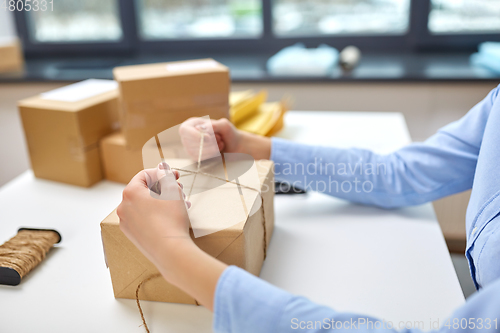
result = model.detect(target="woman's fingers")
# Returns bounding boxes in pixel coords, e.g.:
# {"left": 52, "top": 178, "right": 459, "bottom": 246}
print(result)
{"left": 195, "top": 123, "right": 208, "bottom": 132}
{"left": 180, "top": 118, "right": 223, "bottom": 161}
{"left": 143, "top": 163, "right": 190, "bottom": 209}
{"left": 129, "top": 169, "right": 153, "bottom": 191}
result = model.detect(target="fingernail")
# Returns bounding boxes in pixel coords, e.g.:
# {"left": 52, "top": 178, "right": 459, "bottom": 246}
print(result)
{"left": 158, "top": 162, "right": 169, "bottom": 170}
{"left": 196, "top": 124, "right": 207, "bottom": 131}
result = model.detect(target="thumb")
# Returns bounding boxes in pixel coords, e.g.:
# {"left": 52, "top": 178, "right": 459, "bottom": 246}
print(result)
{"left": 151, "top": 164, "right": 182, "bottom": 201}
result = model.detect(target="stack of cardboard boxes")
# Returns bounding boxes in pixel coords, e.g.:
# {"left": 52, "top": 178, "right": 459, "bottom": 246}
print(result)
{"left": 18, "top": 79, "right": 120, "bottom": 187}
{"left": 100, "top": 59, "right": 230, "bottom": 184}
{"left": 18, "top": 58, "right": 291, "bottom": 187}
{"left": 19, "top": 59, "right": 230, "bottom": 186}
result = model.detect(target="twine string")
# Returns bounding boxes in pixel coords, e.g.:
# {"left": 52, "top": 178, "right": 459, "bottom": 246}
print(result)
{"left": 171, "top": 131, "right": 267, "bottom": 259}
{"left": 136, "top": 130, "right": 269, "bottom": 332}
{"left": 186, "top": 131, "right": 204, "bottom": 201}
{"left": 0, "top": 230, "right": 59, "bottom": 280}
{"left": 135, "top": 273, "right": 162, "bottom": 333}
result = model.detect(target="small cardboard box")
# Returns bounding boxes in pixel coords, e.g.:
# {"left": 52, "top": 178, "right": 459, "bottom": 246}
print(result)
{"left": 100, "top": 159, "right": 274, "bottom": 304}
{"left": 100, "top": 131, "right": 186, "bottom": 184}
{"left": 113, "top": 59, "right": 230, "bottom": 149}
{"left": 19, "top": 80, "right": 120, "bottom": 187}
{"left": 100, "top": 132, "right": 142, "bottom": 184}
{"left": 0, "top": 37, "right": 23, "bottom": 73}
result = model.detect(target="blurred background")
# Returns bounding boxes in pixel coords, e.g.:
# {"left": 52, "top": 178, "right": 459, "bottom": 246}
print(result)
{"left": 2, "top": 0, "right": 500, "bottom": 54}
{"left": 1, "top": 0, "right": 500, "bottom": 299}
{"left": 9, "top": 0, "right": 500, "bottom": 43}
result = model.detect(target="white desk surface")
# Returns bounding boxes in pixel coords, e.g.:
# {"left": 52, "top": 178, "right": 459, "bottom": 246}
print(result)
{"left": 0, "top": 111, "right": 464, "bottom": 332}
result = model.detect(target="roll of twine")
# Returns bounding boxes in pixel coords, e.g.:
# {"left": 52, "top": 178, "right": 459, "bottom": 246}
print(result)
{"left": 0, "top": 229, "right": 60, "bottom": 285}
{"left": 136, "top": 131, "right": 269, "bottom": 332}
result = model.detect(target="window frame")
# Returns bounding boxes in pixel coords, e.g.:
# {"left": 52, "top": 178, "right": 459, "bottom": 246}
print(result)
{"left": 412, "top": 0, "right": 500, "bottom": 51}
{"left": 13, "top": 0, "right": 138, "bottom": 56}
{"left": 13, "top": 0, "right": 500, "bottom": 58}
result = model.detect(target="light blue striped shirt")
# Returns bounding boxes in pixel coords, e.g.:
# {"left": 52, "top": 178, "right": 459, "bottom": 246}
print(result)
{"left": 213, "top": 85, "right": 500, "bottom": 332}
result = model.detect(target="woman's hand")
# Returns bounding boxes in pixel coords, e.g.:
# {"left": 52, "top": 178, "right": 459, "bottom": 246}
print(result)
{"left": 117, "top": 162, "right": 227, "bottom": 311}
{"left": 179, "top": 117, "right": 243, "bottom": 161}
{"left": 117, "top": 163, "right": 193, "bottom": 274}
{"left": 179, "top": 117, "right": 272, "bottom": 161}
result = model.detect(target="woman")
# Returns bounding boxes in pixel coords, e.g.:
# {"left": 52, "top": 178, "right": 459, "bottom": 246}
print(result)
{"left": 117, "top": 85, "right": 500, "bottom": 332}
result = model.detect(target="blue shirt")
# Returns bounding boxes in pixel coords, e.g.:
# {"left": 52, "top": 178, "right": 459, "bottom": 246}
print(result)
{"left": 213, "top": 85, "right": 500, "bottom": 332}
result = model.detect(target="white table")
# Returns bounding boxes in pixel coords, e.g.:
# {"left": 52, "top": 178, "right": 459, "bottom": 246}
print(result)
{"left": 0, "top": 111, "right": 464, "bottom": 332}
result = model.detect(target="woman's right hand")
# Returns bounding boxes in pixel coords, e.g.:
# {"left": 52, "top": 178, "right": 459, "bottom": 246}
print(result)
{"left": 179, "top": 117, "right": 272, "bottom": 161}
{"left": 179, "top": 118, "right": 243, "bottom": 161}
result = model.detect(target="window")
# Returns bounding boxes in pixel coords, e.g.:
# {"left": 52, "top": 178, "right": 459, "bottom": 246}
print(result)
{"left": 27, "top": 0, "right": 122, "bottom": 42}
{"left": 429, "top": 0, "right": 500, "bottom": 34}
{"left": 273, "top": 0, "right": 411, "bottom": 37}
{"left": 136, "top": 0, "right": 262, "bottom": 40}
{"left": 13, "top": 0, "right": 500, "bottom": 56}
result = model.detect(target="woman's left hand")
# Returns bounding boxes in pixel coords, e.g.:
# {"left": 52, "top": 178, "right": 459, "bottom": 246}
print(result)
{"left": 117, "top": 163, "right": 193, "bottom": 274}
{"left": 117, "top": 162, "right": 228, "bottom": 311}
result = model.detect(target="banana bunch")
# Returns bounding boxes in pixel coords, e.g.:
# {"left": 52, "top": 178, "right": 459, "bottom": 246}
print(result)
{"left": 229, "top": 90, "right": 289, "bottom": 137}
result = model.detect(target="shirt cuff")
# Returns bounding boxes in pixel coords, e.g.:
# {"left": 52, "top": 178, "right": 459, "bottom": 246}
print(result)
{"left": 213, "top": 265, "right": 292, "bottom": 333}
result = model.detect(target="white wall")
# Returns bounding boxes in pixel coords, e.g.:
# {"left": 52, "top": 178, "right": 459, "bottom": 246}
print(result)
{"left": 0, "top": 10, "right": 16, "bottom": 38}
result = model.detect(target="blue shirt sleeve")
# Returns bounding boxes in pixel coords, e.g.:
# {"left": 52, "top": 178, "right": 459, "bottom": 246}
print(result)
{"left": 214, "top": 266, "right": 500, "bottom": 333}
{"left": 270, "top": 86, "right": 499, "bottom": 209}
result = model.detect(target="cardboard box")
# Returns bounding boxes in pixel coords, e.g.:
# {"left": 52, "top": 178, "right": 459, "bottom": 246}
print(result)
{"left": 113, "top": 59, "right": 230, "bottom": 149}
{"left": 0, "top": 37, "right": 23, "bottom": 73}
{"left": 100, "top": 159, "right": 274, "bottom": 304}
{"left": 19, "top": 80, "right": 120, "bottom": 187}
{"left": 100, "top": 132, "right": 142, "bottom": 184}
{"left": 100, "top": 131, "right": 187, "bottom": 184}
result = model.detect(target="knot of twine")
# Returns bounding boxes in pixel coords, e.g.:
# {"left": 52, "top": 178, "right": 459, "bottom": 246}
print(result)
{"left": 136, "top": 131, "right": 269, "bottom": 332}
{"left": 0, "top": 230, "right": 59, "bottom": 281}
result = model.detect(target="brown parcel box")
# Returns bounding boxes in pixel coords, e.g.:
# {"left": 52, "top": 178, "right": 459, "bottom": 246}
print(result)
{"left": 0, "top": 37, "right": 23, "bottom": 73}
{"left": 113, "top": 59, "right": 230, "bottom": 149}
{"left": 100, "top": 132, "right": 142, "bottom": 184}
{"left": 19, "top": 90, "right": 120, "bottom": 187}
{"left": 100, "top": 130, "right": 195, "bottom": 184}
{"left": 100, "top": 160, "right": 274, "bottom": 304}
